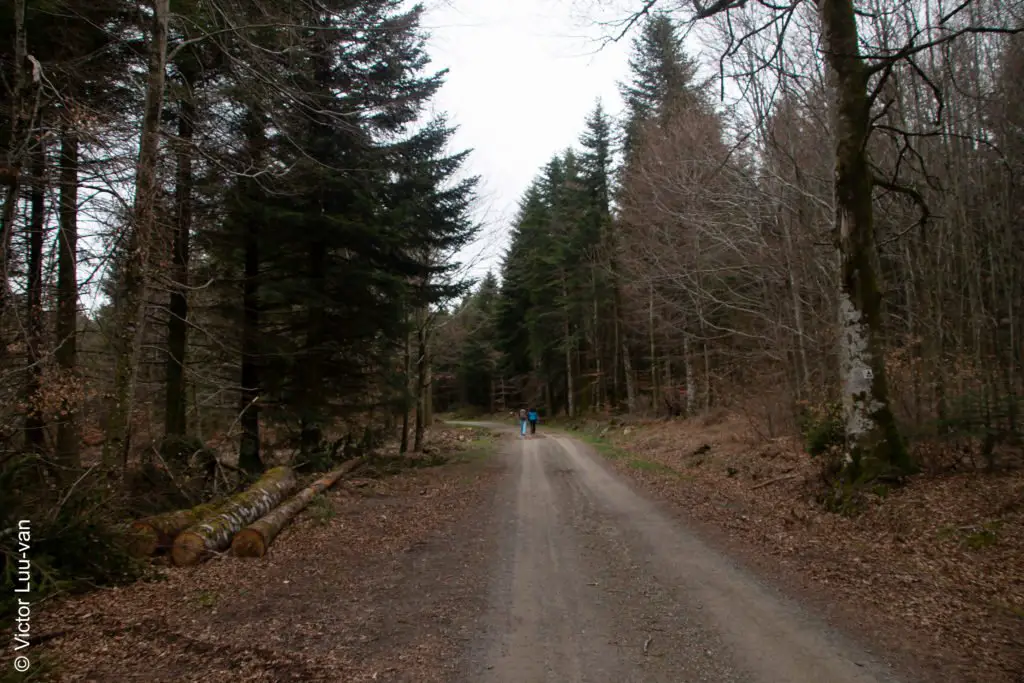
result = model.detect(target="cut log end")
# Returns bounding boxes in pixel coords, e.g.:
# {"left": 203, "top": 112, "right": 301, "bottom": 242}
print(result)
{"left": 232, "top": 528, "right": 268, "bottom": 558}
{"left": 128, "top": 522, "right": 159, "bottom": 557}
{"left": 171, "top": 531, "right": 207, "bottom": 567}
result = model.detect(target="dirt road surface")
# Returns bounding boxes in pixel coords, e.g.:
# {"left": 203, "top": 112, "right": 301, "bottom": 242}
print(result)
{"left": 457, "top": 426, "right": 905, "bottom": 683}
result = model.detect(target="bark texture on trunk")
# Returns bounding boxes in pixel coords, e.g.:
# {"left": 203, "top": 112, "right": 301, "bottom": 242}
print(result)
{"left": 232, "top": 458, "right": 363, "bottom": 558}
{"left": 0, "top": 0, "right": 31, "bottom": 327}
{"left": 56, "top": 129, "right": 80, "bottom": 472}
{"left": 238, "top": 112, "right": 265, "bottom": 475}
{"left": 129, "top": 500, "right": 225, "bottom": 557}
{"left": 623, "top": 342, "right": 636, "bottom": 413}
{"left": 818, "top": 0, "right": 910, "bottom": 481}
{"left": 172, "top": 466, "right": 296, "bottom": 566}
{"left": 400, "top": 314, "right": 411, "bottom": 454}
{"left": 104, "top": 0, "right": 170, "bottom": 467}
{"left": 413, "top": 307, "right": 428, "bottom": 451}
{"left": 165, "top": 90, "right": 195, "bottom": 438}
{"left": 648, "top": 285, "right": 658, "bottom": 415}
{"left": 25, "top": 142, "right": 46, "bottom": 450}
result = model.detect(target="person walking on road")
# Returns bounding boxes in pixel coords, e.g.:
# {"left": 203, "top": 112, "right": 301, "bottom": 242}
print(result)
{"left": 527, "top": 408, "right": 538, "bottom": 435}
{"left": 518, "top": 408, "right": 528, "bottom": 438}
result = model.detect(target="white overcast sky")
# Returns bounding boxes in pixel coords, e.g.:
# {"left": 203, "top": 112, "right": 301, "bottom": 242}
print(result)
{"left": 421, "top": 0, "right": 636, "bottom": 283}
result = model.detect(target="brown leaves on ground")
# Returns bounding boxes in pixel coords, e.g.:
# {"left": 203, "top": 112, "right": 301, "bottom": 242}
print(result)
{"left": 21, "top": 427, "right": 501, "bottom": 683}
{"left": 596, "top": 414, "right": 1024, "bottom": 683}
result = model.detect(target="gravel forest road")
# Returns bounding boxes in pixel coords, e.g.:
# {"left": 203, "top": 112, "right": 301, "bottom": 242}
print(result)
{"left": 454, "top": 425, "right": 905, "bottom": 683}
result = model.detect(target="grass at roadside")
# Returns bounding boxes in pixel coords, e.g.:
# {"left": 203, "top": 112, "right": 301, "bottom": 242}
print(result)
{"left": 448, "top": 427, "right": 500, "bottom": 464}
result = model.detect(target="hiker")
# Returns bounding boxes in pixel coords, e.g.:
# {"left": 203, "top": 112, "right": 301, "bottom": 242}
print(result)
{"left": 518, "top": 408, "right": 528, "bottom": 438}
{"left": 527, "top": 407, "right": 538, "bottom": 435}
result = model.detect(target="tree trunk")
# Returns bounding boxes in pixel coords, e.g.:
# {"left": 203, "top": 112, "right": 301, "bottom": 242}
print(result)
{"left": 165, "top": 91, "right": 195, "bottom": 438}
{"left": 623, "top": 342, "right": 636, "bottom": 413}
{"left": 232, "top": 457, "right": 363, "bottom": 558}
{"left": 0, "top": 0, "right": 31, "bottom": 328}
{"left": 780, "top": 213, "right": 809, "bottom": 397}
{"left": 129, "top": 500, "right": 226, "bottom": 557}
{"left": 56, "top": 129, "right": 79, "bottom": 473}
{"left": 818, "top": 0, "right": 910, "bottom": 481}
{"left": 413, "top": 307, "right": 428, "bottom": 451}
{"left": 684, "top": 333, "right": 696, "bottom": 415}
{"left": 238, "top": 112, "right": 264, "bottom": 475}
{"left": 593, "top": 298, "right": 603, "bottom": 410}
{"left": 612, "top": 296, "right": 621, "bottom": 408}
{"left": 172, "top": 466, "right": 296, "bottom": 566}
{"left": 25, "top": 141, "right": 46, "bottom": 451}
{"left": 400, "top": 314, "right": 411, "bottom": 454}
{"left": 424, "top": 332, "right": 433, "bottom": 425}
{"left": 104, "top": 0, "right": 170, "bottom": 468}
{"left": 648, "top": 284, "right": 659, "bottom": 415}
{"left": 563, "top": 279, "right": 575, "bottom": 418}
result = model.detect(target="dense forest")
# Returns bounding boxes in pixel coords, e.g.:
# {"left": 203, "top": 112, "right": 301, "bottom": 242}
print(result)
{"left": 437, "top": 4, "right": 1024, "bottom": 487}
{"left": 1, "top": 0, "right": 477, "bottom": 601}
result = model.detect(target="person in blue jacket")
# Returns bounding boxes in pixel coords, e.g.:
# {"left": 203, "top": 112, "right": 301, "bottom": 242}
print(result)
{"left": 527, "top": 408, "right": 538, "bottom": 435}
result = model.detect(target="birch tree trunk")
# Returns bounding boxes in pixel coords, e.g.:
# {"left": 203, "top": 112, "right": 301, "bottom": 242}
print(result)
{"left": 818, "top": 0, "right": 910, "bottom": 481}
{"left": 104, "top": 0, "right": 171, "bottom": 468}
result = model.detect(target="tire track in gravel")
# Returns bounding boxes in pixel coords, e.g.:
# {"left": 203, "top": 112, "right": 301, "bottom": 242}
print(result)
{"left": 458, "top": 426, "right": 907, "bottom": 683}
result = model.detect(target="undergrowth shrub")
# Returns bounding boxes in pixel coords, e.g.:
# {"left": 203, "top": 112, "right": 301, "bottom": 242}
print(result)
{"left": 797, "top": 400, "right": 844, "bottom": 458}
{"left": 1, "top": 454, "right": 148, "bottom": 627}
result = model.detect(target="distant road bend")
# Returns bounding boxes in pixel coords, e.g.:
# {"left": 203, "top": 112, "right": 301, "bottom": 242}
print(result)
{"left": 453, "top": 422, "right": 903, "bottom": 683}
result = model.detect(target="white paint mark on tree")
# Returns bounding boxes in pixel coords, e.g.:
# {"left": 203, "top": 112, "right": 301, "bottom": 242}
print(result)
{"left": 838, "top": 292, "right": 882, "bottom": 449}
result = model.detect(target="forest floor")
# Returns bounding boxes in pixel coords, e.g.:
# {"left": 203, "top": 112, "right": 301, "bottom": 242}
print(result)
{"left": 12, "top": 417, "right": 1023, "bottom": 682}
{"left": 558, "top": 412, "right": 1024, "bottom": 683}
{"left": 18, "top": 427, "right": 505, "bottom": 683}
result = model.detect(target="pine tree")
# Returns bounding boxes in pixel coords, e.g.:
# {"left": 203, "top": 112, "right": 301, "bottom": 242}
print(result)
{"left": 619, "top": 13, "right": 701, "bottom": 155}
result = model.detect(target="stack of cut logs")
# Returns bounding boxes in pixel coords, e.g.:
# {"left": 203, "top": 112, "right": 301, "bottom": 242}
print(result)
{"left": 128, "top": 459, "right": 363, "bottom": 566}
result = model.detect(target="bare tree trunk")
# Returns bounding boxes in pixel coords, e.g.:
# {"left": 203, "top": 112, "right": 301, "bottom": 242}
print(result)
{"left": 612, "top": 290, "right": 621, "bottom": 408}
{"left": 413, "top": 307, "right": 428, "bottom": 452}
{"left": 818, "top": 0, "right": 910, "bottom": 480}
{"left": 165, "top": 89, "right": 195, "bottom": 438}
{"left": 424, "top": 332, "right": 433, "bottom": 425}
{"left": 25, "top": 141, "right": 46, "bottom": 451}
{"left": 781, "top": 214, "right": 809, "bottom": 397}
{"left": 0, "top": 0, "right": 31, "bottom": 327}
{"left": 623, "top": 342, "right": 636, "bottom": 413}
{"left": 238, "top": 112, "right": 264, "bottom": 475}
{"left": 400, "top": 315, "right": 411, "bottom": 454}
{"left": 563, "top": 280, "right": 575, "bottom": 418}
{"left": 683, "top": 333, "right": 696, "bottom": 415}
{"left": 104, "top": 0, "right": 170, "bottom": 468}
{"left": 648, "top": 284, "right": 659, "bottom": 415}
{"left": 56, "top": 128, "right": 79, "bottom": 473}
{"left": 592, "top": 271, "right": 603, "bottom": 409}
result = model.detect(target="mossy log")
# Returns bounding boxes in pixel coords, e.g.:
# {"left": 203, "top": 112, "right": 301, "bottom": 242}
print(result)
{"left": 171, "top": 466, "right": 296, "bottom": 566}
{"left": 128, "top": 501, "right": 224, "bottom": 557}
{"left": 232, "top": 458, "right": 363, "bottom": 558}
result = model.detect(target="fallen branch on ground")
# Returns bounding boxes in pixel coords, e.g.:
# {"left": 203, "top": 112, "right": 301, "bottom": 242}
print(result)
{"left": 749, "top": 473, "right": 799, "bottom": 491}
{"left": 171, "top": 467, "right": 296, "bottom": 566}
{"left": 232, "top": 458, "right": 365, "bottom": 558}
